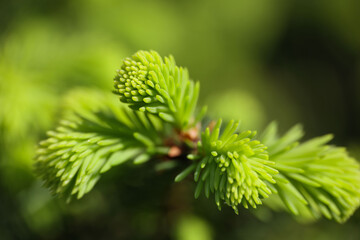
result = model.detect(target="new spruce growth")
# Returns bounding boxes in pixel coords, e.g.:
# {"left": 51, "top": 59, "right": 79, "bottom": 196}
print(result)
{"left": 113, "top": 50, "right": 200, "bottom": 129}
{"left": 192, "top": 119, "right": 277, "bottom": 212}
{"left": 35, "top": 90, "right": 168, "bottom": 201}
{"left": 35, "top": 50, "right": 360, "bottom": 223}
{"left": 261, "top": 122, "right": 360, "bottom": 222}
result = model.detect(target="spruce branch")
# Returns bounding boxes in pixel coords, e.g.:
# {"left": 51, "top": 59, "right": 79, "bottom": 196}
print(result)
{"left": 34, "top": 50, "right": 360, "bottom": 223}
{"left": 260, "top": 122, "right": 360, "bottom": 222}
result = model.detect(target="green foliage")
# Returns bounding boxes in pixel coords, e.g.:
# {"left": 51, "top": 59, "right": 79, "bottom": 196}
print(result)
{"left": 113, "top": 50, "right": 200, "bottom": 129}
{"left": 34, "top": 50, "right": 360, "bottom": 223}
{"left": 35, "top": 89, "right": 168, "bottom": 201}
{"left": 188, "top": 120, "right": 277, "bottom": 213}
{"left": 260, "top": 122, "right": 360, "bottom": 222}
{"left": 175, "top": 214, "right": 213, "bottom": 240}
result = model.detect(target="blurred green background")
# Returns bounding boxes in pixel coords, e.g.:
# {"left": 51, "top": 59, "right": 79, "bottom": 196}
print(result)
{"left": 1, "top": 0, "right": 360, "bottom": 239}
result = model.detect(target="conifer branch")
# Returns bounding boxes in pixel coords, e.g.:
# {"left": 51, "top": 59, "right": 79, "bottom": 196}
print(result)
{"left": 34, "top": 50, "right": 360, "bottom": 223}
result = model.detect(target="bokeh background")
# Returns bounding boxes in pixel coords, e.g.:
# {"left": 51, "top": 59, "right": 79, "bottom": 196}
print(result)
{"left": 1, "top": 0, "right": 360, "bottom": 239}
